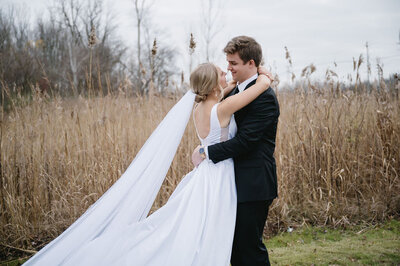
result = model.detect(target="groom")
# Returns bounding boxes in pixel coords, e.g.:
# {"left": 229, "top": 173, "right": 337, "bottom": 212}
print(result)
{"left": 192, "top": 36, "right": 280, "bottom": 266}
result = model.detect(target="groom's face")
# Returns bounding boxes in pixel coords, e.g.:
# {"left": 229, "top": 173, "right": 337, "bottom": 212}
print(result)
{"left": 226, "top": 52, "right": 254, "bottom": 83}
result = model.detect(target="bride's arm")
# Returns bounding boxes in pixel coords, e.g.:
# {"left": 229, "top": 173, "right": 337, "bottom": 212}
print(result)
{"left": 218, "top": 67, "right": 273, "bottom": 119}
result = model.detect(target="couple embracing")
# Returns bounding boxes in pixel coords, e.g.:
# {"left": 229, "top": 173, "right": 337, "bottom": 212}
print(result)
{"left": 24, "top": 36, "right": 280, "bottom": 266}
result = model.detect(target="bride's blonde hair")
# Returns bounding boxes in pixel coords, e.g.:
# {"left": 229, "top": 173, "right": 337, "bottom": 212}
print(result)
{"left": 190, "top": 63, "right": 219, "bottom": 103}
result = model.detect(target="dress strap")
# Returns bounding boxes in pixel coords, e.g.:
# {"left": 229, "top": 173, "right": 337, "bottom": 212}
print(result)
{"left": 209, "top": 103, "right": 221, "bottom": 131}
{"left": 192, "top": 103, "right": 203, "bottom": 143}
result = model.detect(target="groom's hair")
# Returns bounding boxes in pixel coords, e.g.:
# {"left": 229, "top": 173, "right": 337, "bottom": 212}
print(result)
{"left": 223, "top": 36, "right": 262, "bottom": 67}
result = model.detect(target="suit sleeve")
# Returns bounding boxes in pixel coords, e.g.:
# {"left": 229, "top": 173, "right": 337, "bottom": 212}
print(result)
{"left": 208, "top": 90, "right": 278, "bottom": 163}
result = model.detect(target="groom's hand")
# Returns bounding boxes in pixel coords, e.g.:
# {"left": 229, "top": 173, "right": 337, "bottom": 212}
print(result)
{"left": 192, "top": 145, "right": 205, "bottom": 167}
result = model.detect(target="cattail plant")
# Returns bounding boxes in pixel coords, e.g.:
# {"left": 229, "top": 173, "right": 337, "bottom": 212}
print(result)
{"left": 180, "top": 71, "right": 185, "bottom": 90}
{"left": 149, "top": 38, "right": 157, "bottom": 96}
{"left": 284, "top": 46, "right": 296, "bottom": 84}
{"left": 301, "top": 63, "right": 317, "bottom": 93}
{"left": 189, "top": 33, "right": 196, "bottom": 74}
{"left": 353, "top": 54, "right": 364, "bottom": 93}
{"left": 88, "top": 24, "right": 97, "bottom": 97}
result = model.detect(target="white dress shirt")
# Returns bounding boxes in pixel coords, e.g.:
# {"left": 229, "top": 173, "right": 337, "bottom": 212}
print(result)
{"left": 237, "top": 73, "right": 258, "bottom": 93}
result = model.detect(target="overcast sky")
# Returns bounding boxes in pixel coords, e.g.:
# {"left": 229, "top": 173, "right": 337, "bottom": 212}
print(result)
{"left": 2, "top": 0, "right": 400, "bottom": 83}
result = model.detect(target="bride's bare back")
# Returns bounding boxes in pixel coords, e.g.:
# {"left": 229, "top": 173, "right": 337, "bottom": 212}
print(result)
{"left": 193, "top": 101, "right": 215, "bottom": 139}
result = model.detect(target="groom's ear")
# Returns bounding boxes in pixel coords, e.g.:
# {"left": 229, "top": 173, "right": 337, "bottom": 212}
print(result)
{"left": 248, "top": 59, "right": 256, "bottom": 67}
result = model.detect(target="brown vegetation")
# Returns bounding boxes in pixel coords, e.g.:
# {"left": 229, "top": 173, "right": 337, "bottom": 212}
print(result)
{"left": 1, "top": 77, "right": 399, "bottom": 255}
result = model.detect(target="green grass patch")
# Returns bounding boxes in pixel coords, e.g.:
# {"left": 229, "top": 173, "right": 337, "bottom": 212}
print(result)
{"left": 267, "top": 220, "right": 400, "bottom": 265}
{"left": 0, "top": 257, "right": 27, "bottom": 266}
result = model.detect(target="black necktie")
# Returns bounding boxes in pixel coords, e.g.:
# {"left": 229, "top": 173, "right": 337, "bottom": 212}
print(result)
{"left": 233, "top": 86, "right": 239, "bottom": 95}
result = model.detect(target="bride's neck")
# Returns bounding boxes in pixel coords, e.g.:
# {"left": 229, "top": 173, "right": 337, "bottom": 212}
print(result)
{"left": 204, "top": 97, "right": 218, "bottom": 105}
{"left": 205, "top": 92, "right": 221, "bottom": 103}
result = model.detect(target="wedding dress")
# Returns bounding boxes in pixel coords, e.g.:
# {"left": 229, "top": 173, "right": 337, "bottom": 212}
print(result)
{"left": 24, "top": 91, "right": 237, "bottom": 266}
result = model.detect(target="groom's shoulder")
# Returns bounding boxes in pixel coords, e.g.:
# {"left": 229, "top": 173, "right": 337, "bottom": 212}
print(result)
{"left": 266, "top": 87, "right": 278, "bottom": 100}
{"left": 247, "top": 88, "right": 279, "bottom": 114}
{"left": 256, "top": 87, "right": 277, "bottom": 102}
{"left": 245, "top": 78, "right": 276, "bottom": 98}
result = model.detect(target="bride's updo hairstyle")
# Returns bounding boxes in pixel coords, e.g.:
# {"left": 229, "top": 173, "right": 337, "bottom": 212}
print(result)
{"left": 190, "top": 63, "right": 219, "bottom": 103}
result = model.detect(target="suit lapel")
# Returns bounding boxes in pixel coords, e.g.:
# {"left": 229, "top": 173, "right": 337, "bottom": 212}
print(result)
{"left": 234, "top": 79, "right": 257, "bottom": 125}
{"left": 223, "top": 85, "right": 238, "bottom": 100}
{"left": 242, "top": 79, "right": 257, "bottom": 91}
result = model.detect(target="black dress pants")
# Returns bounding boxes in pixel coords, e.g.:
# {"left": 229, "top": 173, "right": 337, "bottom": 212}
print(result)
{"left": 230, "top": 200, "right": 273, "bottom": 266}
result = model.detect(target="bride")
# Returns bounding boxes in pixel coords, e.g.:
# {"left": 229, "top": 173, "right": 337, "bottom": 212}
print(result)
{"left": 24, "top": 63, "right": 272, "bottom": 265}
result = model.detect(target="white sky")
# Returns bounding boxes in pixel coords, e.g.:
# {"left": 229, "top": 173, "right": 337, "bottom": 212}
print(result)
{"left": 2, "top": 0, "right": 400, "bottom": 83}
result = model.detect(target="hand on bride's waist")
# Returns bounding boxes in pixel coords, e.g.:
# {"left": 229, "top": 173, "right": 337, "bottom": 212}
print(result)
{"left": 192, "top": 145, "right": 206, "bottom": 167}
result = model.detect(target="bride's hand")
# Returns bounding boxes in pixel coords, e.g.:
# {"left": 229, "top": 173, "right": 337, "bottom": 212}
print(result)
{"left": 257, "top": 66, "right": 274, "bottom": 82}
{"left": 222, "top": 80, "right": 237, "bottom": 97}
{"left": 227, "top": 80, "right": 236, "bottom": 88}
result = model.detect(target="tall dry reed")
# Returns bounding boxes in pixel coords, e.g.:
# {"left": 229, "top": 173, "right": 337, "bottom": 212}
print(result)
{"left": 0, "top": 81, "right": 399, "bottom": 254}
{"left": 272, "top": 89, "right": 399, "bottom": 232}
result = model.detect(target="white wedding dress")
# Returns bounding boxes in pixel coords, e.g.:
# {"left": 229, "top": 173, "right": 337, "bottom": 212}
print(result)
{"left": 24, "top": 92, "right": 237, "bottom": 266}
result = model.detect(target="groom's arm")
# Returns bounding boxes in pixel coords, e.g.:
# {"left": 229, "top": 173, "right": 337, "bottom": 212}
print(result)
{"left": 207, "top": 91, "right": 278, "bottom": 164}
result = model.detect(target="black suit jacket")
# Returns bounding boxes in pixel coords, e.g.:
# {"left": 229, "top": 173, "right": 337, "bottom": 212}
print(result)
{"left": 208, "top": 79, "right": 280, "bottom": 202}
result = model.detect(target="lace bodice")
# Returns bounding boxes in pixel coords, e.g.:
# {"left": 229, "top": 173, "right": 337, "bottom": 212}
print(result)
{"left": 194, "top": 103, "right": 237, "bottom": 147}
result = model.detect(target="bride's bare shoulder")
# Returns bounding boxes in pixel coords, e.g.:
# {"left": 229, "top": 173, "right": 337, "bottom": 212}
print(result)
{"left": 216, "top": 101, "right": 233, "bottom": 128}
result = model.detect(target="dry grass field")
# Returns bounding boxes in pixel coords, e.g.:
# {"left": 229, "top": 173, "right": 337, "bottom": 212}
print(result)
{"left": 1, "top": 79, "right": 399, "bottom": 257}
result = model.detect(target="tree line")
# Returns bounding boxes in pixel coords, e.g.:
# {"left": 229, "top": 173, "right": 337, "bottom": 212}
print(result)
{"left": 0, "top": 0, "right": 179, "bottom": 98}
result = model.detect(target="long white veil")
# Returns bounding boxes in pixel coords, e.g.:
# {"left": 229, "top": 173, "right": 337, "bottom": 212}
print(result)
{"left": 24, "top": 91, "right": 196, "bottom": 265}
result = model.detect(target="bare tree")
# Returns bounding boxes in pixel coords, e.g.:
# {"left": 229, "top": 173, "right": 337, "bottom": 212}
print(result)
{"left": 140, "top": 18, "right": 178, "bottom": 94}
{"left": 0, "top": 0, "right": 126, "bottom": 97}
{"left": 133, "top": 0, "right": 154, "bottom": 91}
{"left": 55, "top": 0, "right": 85, "bottom": 90}
{"left": 200, "top": 0, "right": 224, "bottom": 62}
{"left": 50, "top": 0, "right": 125, "bottom": 94}
{"left": 129, "top": 0, "right": 178, "bottom": 95}
{"left": 0, "top": 6, "right": 38, "bottom": 92}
